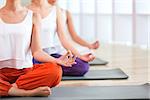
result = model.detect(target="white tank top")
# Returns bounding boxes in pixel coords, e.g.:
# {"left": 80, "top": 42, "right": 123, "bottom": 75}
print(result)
{"left": 60, "top": 9, "right": 77, "bottom": 41}
{"left": 0, "top": 10, "right": 33, "bottom": 69}
{"left": 40, "top": 6, "right": 56, "bottom": 49}
{"left": 41, "top": 8, "right": 67, "bottom": 55}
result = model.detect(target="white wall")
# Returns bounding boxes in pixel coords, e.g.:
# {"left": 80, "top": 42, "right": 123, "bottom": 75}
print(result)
{"left": 0, "top": 0, "right": 31, "bottom": 7}
{"left": 68, "top": 0, "right": 150, "bottom": 48}
{"left": 21, "top": 0, "right": 31, "bottom": 6}
{"left": 0, "top": 0, "right": 5, "bottom": 8}
{"left": 0, "top": 0, "right": 149, "bottom": 48}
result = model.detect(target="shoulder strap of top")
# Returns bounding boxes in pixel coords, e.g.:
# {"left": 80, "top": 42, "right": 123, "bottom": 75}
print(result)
{"left": 28, "top": 9, "right": 33, "bottom": 16}
{"left": 51, "top": 6, "right": 57, "bottom": 15}
{"left": 24, "top": 9, "right": 33, "bottom": 22}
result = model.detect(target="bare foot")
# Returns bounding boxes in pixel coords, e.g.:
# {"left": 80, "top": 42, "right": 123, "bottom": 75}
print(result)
{"left": 8, "top": 86, "right": 51, "bottom": 97}
{"left": 31, "top": 87, "right": 52, "bottom": 97}
{"left": 12, "top": 83, "right": 18, "bottom": 88}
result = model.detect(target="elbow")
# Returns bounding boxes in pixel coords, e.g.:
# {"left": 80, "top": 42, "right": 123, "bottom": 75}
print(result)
{"left": 32, "top": 49, "right": 42, "bottom": 58}
{"left": 32, "top": 51, "right": 38, "bottom": 58}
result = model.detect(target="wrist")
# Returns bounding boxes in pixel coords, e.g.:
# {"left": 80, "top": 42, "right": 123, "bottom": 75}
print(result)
{"left": 77, "top": 54, "right": 82, "bottom": 59}
{"left": 87, "top": 44, "right": 92, "bottom": 49}
{"left": 72, "top": 50, "right": 82, "bottom": 58}
{"left": 55, "top": 58, "right": 60, "bottom": 64}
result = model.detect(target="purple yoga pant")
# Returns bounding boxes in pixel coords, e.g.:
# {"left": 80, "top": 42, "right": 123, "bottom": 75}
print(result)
{"left": 33, "top": 53, "right": 89, "bottom": 76}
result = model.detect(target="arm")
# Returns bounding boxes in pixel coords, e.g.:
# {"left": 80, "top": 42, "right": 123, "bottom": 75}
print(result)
{"left": 56, "top": 7, "right": 81, "bottom": 57}
{"left": 66, "top": 10, "right": 91, "bottom": 48}
{"left": 56, "top": 7, "right": 95, "bottom": 62}
{"left": 31, "top": 13, "right": 57, "bottom": 63}
{"left": 66, "top": 10, "right": 99, "bottom": 49}
{"left": 31, "top": 13, "right": 75, "bottom": 66}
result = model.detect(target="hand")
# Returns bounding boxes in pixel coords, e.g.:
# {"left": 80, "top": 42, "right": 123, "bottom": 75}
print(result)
{"left": 89, "top": 41, "right": 99, "bottom": 49}
{"left": 79, "top": 53, "right": 95, "bottom": 62}
{"left": 56, "top": 50, "right": 76, "bottom": 67}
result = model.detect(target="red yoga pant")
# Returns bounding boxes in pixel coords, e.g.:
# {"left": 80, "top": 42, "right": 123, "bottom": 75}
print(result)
{"left": 0, "top": 62, "right": 62, "bottom": 96}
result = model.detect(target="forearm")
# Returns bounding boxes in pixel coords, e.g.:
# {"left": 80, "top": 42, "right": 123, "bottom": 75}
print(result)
{"left": 62, "top": 39, "right": 81, "bottom": 57}
{"left": 33, "top": 50, "right": 57, "bottom": 63}
{"left": 72, "top": 34, "right": 91, "bottom": 48}
{"left": 66, "top": 11, "right": 91, "bottom": 48}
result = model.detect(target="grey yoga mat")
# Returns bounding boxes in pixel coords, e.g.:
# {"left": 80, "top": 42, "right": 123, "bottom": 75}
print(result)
{"left": 62, "top": 68, "right": 128, "bottom": 81}
{"left": 1, "top": 84, "right": 149, "bottom": 100}
{"left": 89, "top": 58, "right": 108, "bottom": 65}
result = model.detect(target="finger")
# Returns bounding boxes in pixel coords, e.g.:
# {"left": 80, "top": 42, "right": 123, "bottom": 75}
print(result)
{"left": 63, "top": 50, "right": 71, "bottom": 58}
{"left": 67, "top": 54, "right": 75, "bottom": 63}
{"left": 62, "top": 59, "right": 72, "bottom": 67}
{"left": 71, "top": 56, "right": 76, "bottom": 63}
{"left": 89, "top": 55, "right": 95, "bottom": 61}
{"left": 67, "top": 56, "right": 76, "bottom": 65}
{"left": 63, "top": 55, "right": 74, "bottom": 65}
{"left": 66, "top": 50, "right": 73, "bottom": 58}
{"left": 84, "top": 53, "right": 92, "bottom": 57}
{"left": 64, "top": 54, "right": 77, "bottom": 66}
{"left": 43, "top": 91, "right": 51, "bottom": 95}
{"left": 96, "top": 40, "right": 99, "bottom": 43}
{"left": 73, "top": 62, "right": 77, "bottom": 65}
{"left": 65, "top": 63, "right": 72, "bottom": 67}
{"left": 66, "top": 56, "right": 73, "bottom": 64}
{"left": 91, "top": 57, "right": 95, "bottom": 61}
{"left": 63, "top": 54, "right": 71, "bottom": 62}
{"left": 96, "top": 41, "right": 100, "bottom": 47}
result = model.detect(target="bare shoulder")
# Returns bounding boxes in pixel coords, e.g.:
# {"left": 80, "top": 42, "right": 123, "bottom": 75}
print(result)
{"left": 67, "top": 9, "right": 71, "bottom": 13}
{"left": 33, "top": 12, "right": 41, "bottom": 21}
{"left": 66, "top": 10, "right": 72, "bottom": 20}
{"left": 27, "top": 4, "right": 37, "bottom": 13}
{"left": 26, "top": 4, "right": 32, "bottom": 10}
{"left": 66, "top": 10, "right": 72, "bottom": 16}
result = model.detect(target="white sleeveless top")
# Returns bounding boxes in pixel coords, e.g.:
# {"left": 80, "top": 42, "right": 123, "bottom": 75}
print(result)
{"left": 0, "top": 10, "right": 33, "bottom": 69}
{"left": 41, "top": 7, "right": 69, "bottom": 54}
{"left": 40, "top": 6, "right": 57, "bottom": 53}
{"left": 41, "top": 8, "right": 93, "bottom": 55}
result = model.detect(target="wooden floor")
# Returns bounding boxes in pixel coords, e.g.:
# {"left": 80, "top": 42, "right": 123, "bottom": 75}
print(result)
{"left": 59, "top": 44, "right": 149, "bottom": 87}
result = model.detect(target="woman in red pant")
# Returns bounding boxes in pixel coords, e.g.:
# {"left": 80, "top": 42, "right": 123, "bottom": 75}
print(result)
{"left": 0, "top": 0, "right": 75, "bottom": 97}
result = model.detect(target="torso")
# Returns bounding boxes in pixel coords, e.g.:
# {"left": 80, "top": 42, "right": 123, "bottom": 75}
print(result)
{"left": 28, "top": 4, "right": 58, "bottom": 54}
{"left": 0, "top": 7, "right": 33, "bottom": 69}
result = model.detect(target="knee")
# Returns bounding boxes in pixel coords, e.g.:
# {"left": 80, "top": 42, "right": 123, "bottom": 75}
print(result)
{"left": 79, "top": 61, "right": 89, "bottom": 76}
{"left": 16, "top": 63, "right": 62, "bottom": 90}
{"left": 74, "top": 60, "right": 89, "bottom": 76}
{"left": 45, "top": 63, "right": 62, "bottom": 87}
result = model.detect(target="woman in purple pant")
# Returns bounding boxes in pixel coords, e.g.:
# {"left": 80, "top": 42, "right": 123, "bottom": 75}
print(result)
{"left": 28, "top": 0, "right": 95, "bottom": 76}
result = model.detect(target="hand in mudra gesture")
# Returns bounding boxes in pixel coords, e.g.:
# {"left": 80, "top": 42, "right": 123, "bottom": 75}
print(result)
{"left": 56, "top": 50, "right": 76, "bottom": 67}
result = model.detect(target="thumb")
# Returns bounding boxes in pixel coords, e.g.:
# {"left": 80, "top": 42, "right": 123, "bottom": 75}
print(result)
{"left": 86, "top": 53, "right": 92, "bottom": 56}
